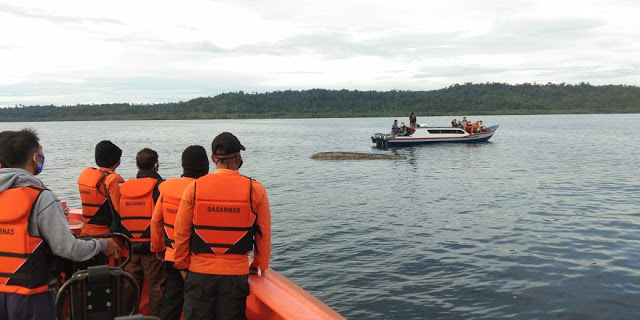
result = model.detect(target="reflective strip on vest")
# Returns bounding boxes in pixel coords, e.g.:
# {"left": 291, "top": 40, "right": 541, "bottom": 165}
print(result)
{"left": 191, "top": 174, "right": 256, "bottom": 255}
{"left": 119, "top": 177, "right": 157, "bottom": 241}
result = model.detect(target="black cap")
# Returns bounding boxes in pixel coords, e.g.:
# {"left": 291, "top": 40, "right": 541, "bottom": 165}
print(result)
{"left": 95, "top": 140, "right": 122, "bottom": 168}
{"left": 182, "top": 145, "right": 209, "bottom": 178}
{"left": 211, "top": 132, "right": 245, "bottom": 156}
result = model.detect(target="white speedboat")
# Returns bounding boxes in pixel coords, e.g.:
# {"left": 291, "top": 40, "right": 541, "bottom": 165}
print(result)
{"left": 372, "top": 124, "right": 499, "bottom": 148}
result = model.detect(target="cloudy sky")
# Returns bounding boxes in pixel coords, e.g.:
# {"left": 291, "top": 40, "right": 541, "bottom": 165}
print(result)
{"left": 1, "top": 0, "right": 639, "bottom": 106}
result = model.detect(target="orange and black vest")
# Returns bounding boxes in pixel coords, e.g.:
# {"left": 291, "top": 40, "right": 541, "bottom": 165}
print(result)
{"left": 158, "top": 178, "right": 193, "bottom": 252}
{"left": 77, "top": 167, "right": 115, "bottom": 227}
{"left": 0, "top": 186, "right": 54, "bottom": 295}
{"left": 119, "top": 178, "right": 159, "bottom": 242}
{"left": 191, "top": 174, "right": 256, "bottom": 255}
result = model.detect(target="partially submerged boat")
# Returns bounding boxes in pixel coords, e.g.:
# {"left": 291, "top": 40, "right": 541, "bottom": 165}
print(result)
{"left": 65, "top": 208, "right": 345, "bottom": 320}
{"left": 311, "top": 151, "right": 405, "bottom": 160}
{"left": 372, "top": 124, "right": 499, "bottom": 148}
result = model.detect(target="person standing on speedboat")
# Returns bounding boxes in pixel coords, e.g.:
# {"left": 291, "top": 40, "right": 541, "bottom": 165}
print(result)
{"left": 77, "top": 140, "right": 125, "bottom": 236}
{"left": 150, "top": 145, "right": 210, "bottom": 320}
{"left": 119, "top": 148, "right": 165, "bottom": 317}
{"left": 173, "top": 132, "right": 271, "bottom": 320}
{"left": 409, "top": 112, "right": 418, "bottom": 127}
{"left": 461, "top": 116, "right": 469, "bottom": 127}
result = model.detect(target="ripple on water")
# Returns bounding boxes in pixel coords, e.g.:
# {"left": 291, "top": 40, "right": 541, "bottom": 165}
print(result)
{"left": 11, "top": 116, "right": 640, "bottom": 319}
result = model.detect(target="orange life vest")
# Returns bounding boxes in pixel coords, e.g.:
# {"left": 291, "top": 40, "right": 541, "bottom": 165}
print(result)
{"left": 77, "top": 167, "right": 115, "bottom": 227}
{"left": 464, "top": 123, "right": 472, "bottom": 133}
{"left": 0, "top": 186, "right": 54, "bottom": 295}
{"left": 158, "top": 177, "right": 193, "bottom": 260}
{"left": 119, "top": 178, "right": 158, "bottom": 242}
{"left": 471, "top": 121, "right": 480, "bottom": 133}
{"left": 191, "top": 174, "right": 256, "bottom": 255}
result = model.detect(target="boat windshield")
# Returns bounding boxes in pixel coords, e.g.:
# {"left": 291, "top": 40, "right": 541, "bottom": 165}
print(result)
{"left": 427, "top": 129, "right": 466, "bottom": 134}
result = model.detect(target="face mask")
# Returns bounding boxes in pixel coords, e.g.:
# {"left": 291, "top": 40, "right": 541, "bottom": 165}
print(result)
{"left": 33, "top": 153, "right": 45, "bottom": 175}
{"left": 238, "top": 157, "right": 243, "bottom": 169}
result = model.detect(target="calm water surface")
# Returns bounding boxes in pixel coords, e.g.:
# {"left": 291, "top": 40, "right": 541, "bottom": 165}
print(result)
{"left": 2, "top": 114, "right": 639, "bottom": 319}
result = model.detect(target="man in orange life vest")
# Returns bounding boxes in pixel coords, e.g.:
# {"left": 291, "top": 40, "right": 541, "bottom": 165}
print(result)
{"left": 150, "top": 145, "right": 210, "bottom": 320}
{"left": 77, "top": 140, "right": 125, "bottom": 235}
{"left": 119, "top": 148, "right": 166, "bottom": 316}
{"left": 0, "top": 129, "right": 121, "bottom": 320}
{"left": 174, "top": 132, "right": 271, "bottom": 320}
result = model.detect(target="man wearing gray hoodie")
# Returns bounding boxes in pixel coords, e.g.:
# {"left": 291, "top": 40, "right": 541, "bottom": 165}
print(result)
{"left": 0, "top": 128, "right": 121, "bottom": 320}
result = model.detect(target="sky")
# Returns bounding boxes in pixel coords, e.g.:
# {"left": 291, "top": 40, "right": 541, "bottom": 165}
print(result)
{"left": 1, "top": 0, "right": 640, "bottom": 107}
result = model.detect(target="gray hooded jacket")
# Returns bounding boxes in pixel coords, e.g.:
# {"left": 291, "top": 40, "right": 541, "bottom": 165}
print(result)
{"left": 0, "top": 168, "right": 106, "bottom": 261}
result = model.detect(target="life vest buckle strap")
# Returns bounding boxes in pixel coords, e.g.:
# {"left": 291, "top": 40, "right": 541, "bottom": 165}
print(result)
{"left": 192, "top": 224, "right": 252, "bottom": 231}
{"left": 120, "top": 216, "right": 152, "bottom": 220}
{"left": 0, "top": 252, "right": 30, "bottom": 259}
{"left": 205, "top": 243, "right": 234, "bottom": 248}
{"left": 0, "top": 272, "right": 28, "bottom": 279}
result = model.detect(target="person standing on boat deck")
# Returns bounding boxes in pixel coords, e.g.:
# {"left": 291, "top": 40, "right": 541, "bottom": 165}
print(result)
{"left": 173, "top": 132, "right": 271, "bottom": 320}
{"left": 77, "top": 140, "right": 124, "bottom": 236}
{"left": 409, "top": 112, "right": 418, "bottom": 127}
{"left": 0, "top": 129, "right": 121, "bottom": 320}
{"left": 461, "top": 116, "right": 469, "bottom": 128}
{"left": 119, "top": 148, "right": 166, "bottom": 317}
{"left": 391, "top": 120, "right": 399, "bottom": 136}
{"left": 150, "top": 145, "right": 210, "bottom": 320}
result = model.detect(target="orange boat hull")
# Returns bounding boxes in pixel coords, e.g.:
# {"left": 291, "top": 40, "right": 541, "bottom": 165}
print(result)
{"left": 67, "top": 208, "right": 344, "bottom": 319}
{"left": 247, "top": 269, "right": 345, "bottom": 320}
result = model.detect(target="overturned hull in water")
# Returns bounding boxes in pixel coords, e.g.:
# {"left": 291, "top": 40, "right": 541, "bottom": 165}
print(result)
{"left": 312, "top": 152, "right": 405, "bottom": 160}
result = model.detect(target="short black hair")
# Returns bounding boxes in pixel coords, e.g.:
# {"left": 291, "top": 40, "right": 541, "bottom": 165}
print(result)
{"left": 136, "top": 148, "right": 158, "bottom": 170}
{"left": 182, "top": 145, "right": 209, "bottom": 178}
{"left": 95, "top": 140, "right": 122, "bottom": 168}
{"left": 0, "top": 128, "right": 40, "bottom": 168}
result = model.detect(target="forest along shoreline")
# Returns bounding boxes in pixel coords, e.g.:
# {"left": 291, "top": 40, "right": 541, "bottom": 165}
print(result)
{"left": 2, "top": 83, "right": 640, "bottom": 122}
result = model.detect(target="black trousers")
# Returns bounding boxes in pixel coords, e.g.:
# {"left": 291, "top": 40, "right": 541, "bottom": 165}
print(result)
{"left": 183, "top": 271, "right": 249, "bottom": 320}
{"left": 0, "top": 291, "right": 55, "bottom": 320}
{"left": 159, "top": 261, "right": 184, "bottom": 320}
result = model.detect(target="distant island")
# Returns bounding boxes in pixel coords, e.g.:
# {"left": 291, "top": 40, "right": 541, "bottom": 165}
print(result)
{"left": 2, "top": 82, "right": 639, "bottom": 122}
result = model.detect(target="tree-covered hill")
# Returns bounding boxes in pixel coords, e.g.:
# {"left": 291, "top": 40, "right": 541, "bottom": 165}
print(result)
{"left": 2, "top": 82, "right": 640, "bottom": 122}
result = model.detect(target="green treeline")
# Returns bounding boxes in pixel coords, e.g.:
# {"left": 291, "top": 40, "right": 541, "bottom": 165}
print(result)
{"left": 2, "top": 82, "right": 640, "bottom": 122}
